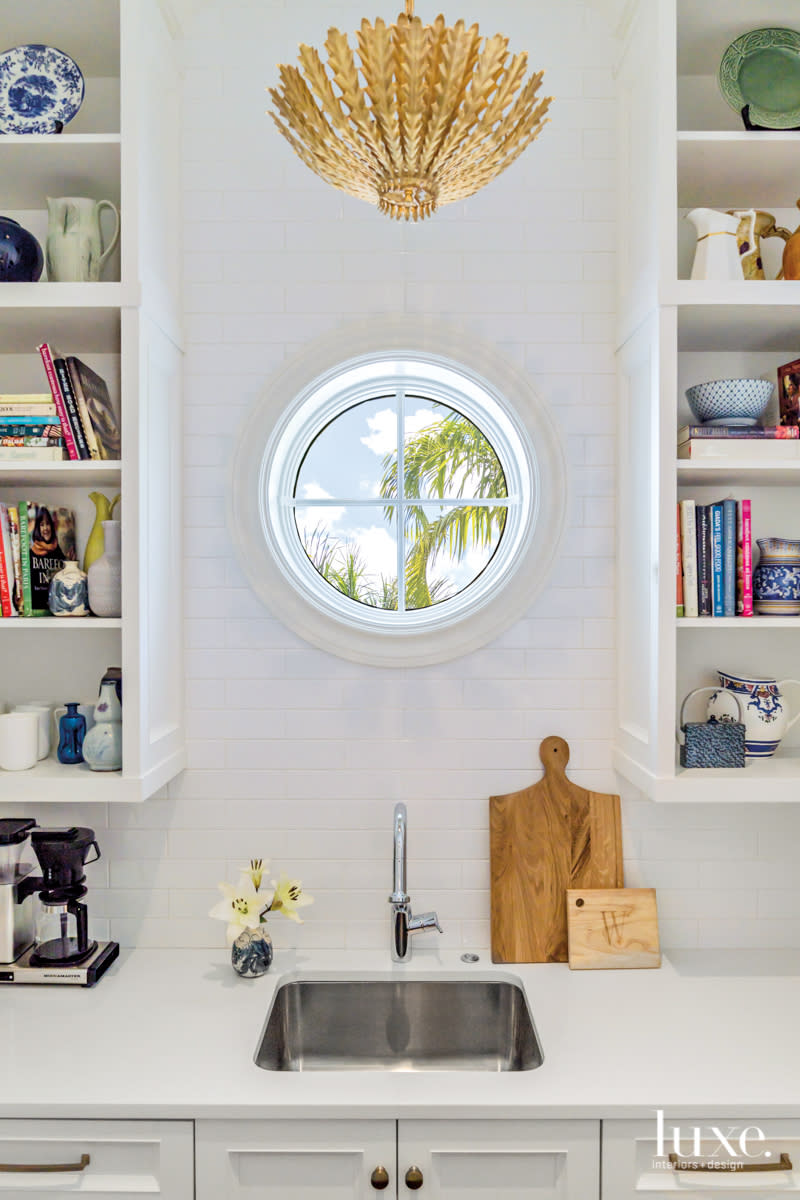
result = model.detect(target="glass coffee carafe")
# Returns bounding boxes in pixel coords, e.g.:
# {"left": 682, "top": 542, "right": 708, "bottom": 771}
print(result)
{"left": 29, "top": 828, "right": 100, "bottom": 965}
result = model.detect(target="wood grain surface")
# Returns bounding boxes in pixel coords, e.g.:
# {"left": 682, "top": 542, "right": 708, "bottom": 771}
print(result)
{"left": 566, "top": 888, "right": 661, "bottom": 970}
{"left": 489, "top": 736, "right": 623, "bottom": 963}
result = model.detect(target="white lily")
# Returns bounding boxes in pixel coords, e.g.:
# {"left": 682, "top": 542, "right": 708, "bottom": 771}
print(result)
{"left": 270, "top": 874, "right": 314, "bottom": 923}
{"left": 209, "top": 875, "right": 269, "bottom": 943}
{"left": 239, "top": 858, "right": 269, "bottom": 892}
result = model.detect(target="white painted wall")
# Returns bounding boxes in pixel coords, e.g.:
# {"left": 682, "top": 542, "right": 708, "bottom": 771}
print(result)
{"left": 11, "top": 0, "right": 800, "bottom": 955}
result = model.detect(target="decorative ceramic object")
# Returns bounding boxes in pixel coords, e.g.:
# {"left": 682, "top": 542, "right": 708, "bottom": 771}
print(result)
{"left": 57, "top": 703, "right": 86, "bottom": 764}
{"left": 231, "top": 927, "right": 274, "bottom": 978}
{"left": 12, "top": 703, "right": 52, "bottom": 759}
{"left": 678, "top": 687, "right": 747, "bottom": 768}
{"left": 686, "top": 208, "right": 745, "bottom": 280}
{"left": 752, "top": 538, "right": 800, "bottom": 615}
{"left": 0, "top": 217, "right": 43, "bottom": 282}
{"left": 729, "top": 209, "right": 791, "bottom": 279}
{"left": 685, "top": 378, "right": 773, "bottom": 426}
{"left": 719, "top": 28, "right": 800, "bottom": 130}
{"left": 83, "top": 492, "right": 119, "bottom": 572}
{"left": 88, "top": 520, "right": 121, "bottom": 617}
{"left": 0, "top": 712, "right": 38, "bottom": 771}
{"left": 781, "top": 199, "right": 800, "bottom": 280}
{"left": 46, "top": 197, "right": 120, "bottom": 283}
{"left": 81, "top": 680, "right": 122, "bottom": 772}
{"left": 0, "top": 44, "right": 84, "bottom": 134}
{"left": 707, "top": 671, "right": 800, "bottom": 758}
{"left": 48, "top": 561, "right": 89, "bottom": 616}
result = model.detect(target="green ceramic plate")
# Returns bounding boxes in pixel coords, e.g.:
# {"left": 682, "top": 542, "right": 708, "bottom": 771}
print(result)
{"left": 719, "top": 27, "right": 800, "bottom": 128}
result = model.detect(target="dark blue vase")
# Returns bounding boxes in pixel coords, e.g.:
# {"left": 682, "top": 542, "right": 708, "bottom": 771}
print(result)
{"left": 57, "top": 702, "right": 86, "bottom": 764}
{"left": 0, "top": 217, "right": 44, "bottom": 282}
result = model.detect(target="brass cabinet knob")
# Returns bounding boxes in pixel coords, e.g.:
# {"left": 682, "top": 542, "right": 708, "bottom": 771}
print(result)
{"left": 370, "top": 1166, "right": 390, "bottom": 1190}
{"left": 405, "top": 1165, "right": 424, "bottom": 1189}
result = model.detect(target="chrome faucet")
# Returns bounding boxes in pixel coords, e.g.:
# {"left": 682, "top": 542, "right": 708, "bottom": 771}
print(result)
{"left": 389, "top": 802, "right": 442, "bottom": 962}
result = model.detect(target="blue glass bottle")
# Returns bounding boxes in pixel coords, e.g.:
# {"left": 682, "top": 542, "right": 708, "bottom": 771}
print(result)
{"left": 57, "top": 703, "right": 86, "bottom": 764}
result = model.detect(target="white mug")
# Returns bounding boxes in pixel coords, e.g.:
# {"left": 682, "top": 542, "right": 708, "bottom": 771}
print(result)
{"left": 13, "top": 704, "right": 52, "bottom": 760}
{"left": 0, "top": 712, "right": 39, "bottom": 771}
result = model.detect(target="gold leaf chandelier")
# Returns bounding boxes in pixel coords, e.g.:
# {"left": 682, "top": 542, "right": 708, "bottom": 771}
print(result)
{"left": 268, "top": 1, "right": 552, "bottom": 221}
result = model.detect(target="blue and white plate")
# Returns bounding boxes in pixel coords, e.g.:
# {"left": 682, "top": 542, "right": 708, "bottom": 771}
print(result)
{"left": 0, "top": 44, "right": 84, "bottom": 134}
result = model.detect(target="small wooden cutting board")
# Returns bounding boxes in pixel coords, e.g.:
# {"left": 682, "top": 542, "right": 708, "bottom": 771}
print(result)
{"left": 567, "top": 888, "right": 661, "bottom": 970}
{"left": 490, "top": 736, "right": 623, "bottom": 963}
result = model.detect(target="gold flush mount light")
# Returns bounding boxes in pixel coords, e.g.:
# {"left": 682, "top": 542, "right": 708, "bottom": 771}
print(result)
{"left": 268, "top": 0, "right": 552, "bottom": 221}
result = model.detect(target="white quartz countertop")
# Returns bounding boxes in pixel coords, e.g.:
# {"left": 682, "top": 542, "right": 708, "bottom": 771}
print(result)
{"left": 3, "top": 947, "right": 800, "bottom": 1119}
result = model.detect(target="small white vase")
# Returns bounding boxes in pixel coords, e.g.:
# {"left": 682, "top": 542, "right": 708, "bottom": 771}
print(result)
{"left": 82, "top": 680, "right": 122, "bottom": 772}
{"left": 88, "top": 520, "right": 121, "bottom": 617}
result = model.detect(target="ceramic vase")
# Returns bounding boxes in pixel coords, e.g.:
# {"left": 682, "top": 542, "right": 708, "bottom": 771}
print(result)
{"left": 752, "top": 538, "right": 800, "bottom": 615}
{"left": 88, "top": 520, "right": 121, "bottom": 617}
{"left": 57, "top": 703, "right": 86, "bottom": 764}
{"left": 46, "top": 197, "right": 121, "bottom": 282}
{"left": 231, "top": 927, "right": 273, "bottom": 978}
{"left": 687, "top": 208, "right": 745, "bottom": 280}
{"left": 83, "top": 492, "right": 119, "bottom": 572}
{"left": 48, "top": 561, "right": 89, "bottom": 616}
{"left": 0, "top": 216, "right": 43, "bottom": 282}
{"left": 81, "top": 680, "right": 122, "bottom": 772}
{"left": 707, "top": 671, "right": 800, "bottom": 758}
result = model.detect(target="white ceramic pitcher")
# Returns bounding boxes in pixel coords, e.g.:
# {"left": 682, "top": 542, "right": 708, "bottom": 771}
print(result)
{"left": 686, "top": 207, "right": 746, "bottom": 281}
{"left": 687, "top": 671, "right": 800, "bottom": 759}
{"left": 46, "top": 196, "right": 120, "bottom": 282}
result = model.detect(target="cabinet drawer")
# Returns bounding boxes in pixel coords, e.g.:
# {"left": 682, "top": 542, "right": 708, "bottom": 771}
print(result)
{"left": 0, "top": 1120, "right": 192, "bottom": 1200}
{"left": 604, "top": 1118, "right": 800, "bottom": 1195}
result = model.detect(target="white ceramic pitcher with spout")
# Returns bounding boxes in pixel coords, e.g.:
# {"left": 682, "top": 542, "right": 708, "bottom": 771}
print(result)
{"left": 686, "top": 207, "right": 746, "bottom": 281}
{"left": 700, "top": 671, "right": 800, "bottom": 758}
{"left": 46, "top": 196, "right": 120, "bottom": 282}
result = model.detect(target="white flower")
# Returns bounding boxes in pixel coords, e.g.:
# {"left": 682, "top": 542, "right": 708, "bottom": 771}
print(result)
{"left": 209, "top": 875, "right": 269, "bottom": 943}
{"left": 239, "top": 858, "right": 269, "bottom": 892}
{"left": 270, "top": 874, "right": 314, "bottom": 923}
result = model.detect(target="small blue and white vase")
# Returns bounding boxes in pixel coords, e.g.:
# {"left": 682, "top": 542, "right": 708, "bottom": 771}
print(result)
{"left": 753, "top": 538, "right": 800, "bottom": 616}
{"left": 231, "top": 927, "right": 273, "bottom": 978}
{"left": 48, "top": 561, "right": 89, "bottom": 616}
{"left": 81, "top": 680, "right": 122, "bottom": 771}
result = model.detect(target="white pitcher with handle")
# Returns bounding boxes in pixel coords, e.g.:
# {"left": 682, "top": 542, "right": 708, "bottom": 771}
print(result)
{"left": 46, "top": 196, "right": 120, "bottom": 282}
{"left": 687, "top": 671, "right": 800, "bottom": 759}
{"left": 686, "top": 207, "right": 747, "bottom": 281}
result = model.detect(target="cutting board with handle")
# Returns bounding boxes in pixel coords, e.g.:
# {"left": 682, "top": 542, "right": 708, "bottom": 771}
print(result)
{"left": 490, "top": 736, "right": 623, "bottom": 963}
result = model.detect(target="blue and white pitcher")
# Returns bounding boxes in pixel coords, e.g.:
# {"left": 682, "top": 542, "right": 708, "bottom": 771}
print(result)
{"left": 705, "top": 671, "right": 800, "bottom": 758}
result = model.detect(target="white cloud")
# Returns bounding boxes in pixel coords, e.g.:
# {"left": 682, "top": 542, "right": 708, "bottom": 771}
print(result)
{"left": 298, "top": 482, "right": 344, "bottom": 525}
{"left": 360, "top": 405, "right": 437, "bottom": 457}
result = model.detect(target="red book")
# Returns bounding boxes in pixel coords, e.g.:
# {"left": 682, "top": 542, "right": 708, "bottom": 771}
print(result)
{"left": 0, "top": 505, "right": 13, "bottom": 617}
{"left": 37, "top": 343, "right": 80, "bottom": 461}
{"left": 676, "top": 503, "right": 684, "bottom": 617}
{"left": 740, "top": 499, "right": 753, "bottom": 617}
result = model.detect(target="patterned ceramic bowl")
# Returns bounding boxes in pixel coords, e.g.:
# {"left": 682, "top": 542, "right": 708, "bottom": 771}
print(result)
{"left": 685, "top": 378, "right": 773, "bottom": 425}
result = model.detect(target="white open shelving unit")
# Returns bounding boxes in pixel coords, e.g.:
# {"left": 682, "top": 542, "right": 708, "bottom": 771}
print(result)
{"left": 0, "top": 0, "right": 185, "bottom": 802}
{"left": 615, "top": 0, "right": 800, "bottom": 801}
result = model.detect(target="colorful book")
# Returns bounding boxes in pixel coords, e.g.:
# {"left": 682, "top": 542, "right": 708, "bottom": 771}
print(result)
{"left": 66, "top": 357, "right": 120, "bottom": 460}
{"left": 26, "top": 504, "right": 76, "bottom": 615}
{"left": 679, "top": 440, "right": 800, "bottom": 460}
{"left": 740, "top": 499, "right": 753, "bottom": 617}
{"left": 18, "top": 502, "right": 32, "bottom": 616}
{"left": 696, "top": 505, "right": 712, "bottom": 616}
{"left": 711, "top": 503, "right": 724, "bottom": 617}
{"left": 721, "top": 498, "right": 737, "bottom": 617}
{"left": 0, "top": 421, "right": 62, "bottom": 434}
{"left": 676, "top": 504, "right": 684, "bottom": 617}
{"left": 0, "top": 394, "right": 54, "bottom": 406}
{"left": 37, "top": 343, "right": 80, "bottom": 461}
{"left": 0, "top": 448, "right": 67, "bottom": 462}
{"left": 64, "top": 358, "right": 100, "bottom": 460}
{"left": 678, "top": 425, "right": 799, "bottom": 442}
{"left": 679, "top": 499, "right": 698, "bottom": 617}
{"left": 0, "top": 437, "right": 63, "bottom": 447}
{"left": 53, "top": 357, "right": 90, "bottom": 459}
{"left": 7, "top": 507, "right": 22, "bottom": 618}
{"left": 0, "top": 506, "right": 12, "bottom": 617}
{"left": 0, "top": 506, "right": 18, "bottom": 619}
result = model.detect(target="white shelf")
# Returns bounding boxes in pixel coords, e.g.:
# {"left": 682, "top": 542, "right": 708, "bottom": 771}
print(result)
{"left": 0, "top": 758, "right": 161, "bottom": 805}
{"left": 0, "top": 135, "right": 121, "bottom": 209}
{"left": 0, "top": 285, "right": 127, "bottom": 354}
{"left": 678, "top": 131, "right": 800, "bottom": 209}
{"left": 678, "top": 616, "right": 800, "bottom": 627}
{"left": 671, "top": 283, "right": 800, "bottom": 350}
{"left": 677, "top": 460, "right": 800, "bottom": 487}
{"left": 615, "top": 745, "right": 800, "bottom": 802}
{"left": 0, "top": 460, "right": 122, "bottom": 487}
{"left": 0, "top": 618, "right": 121, "bottom": 629}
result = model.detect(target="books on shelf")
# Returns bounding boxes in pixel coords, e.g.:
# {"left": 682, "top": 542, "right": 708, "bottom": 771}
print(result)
{"left": 678, "top": 424, "right": 800, "bottom": 460}
{"left": 678, "top": 497, "right": 752, "bottom": 619}
{"left": 678, "top": 425, "right": 799, "bottom": 442}
{"left": 10, "top": 501, "right": 77, "bottom": 618}
{"left": 36, "top": 344, "right": 120, "bottom": 463}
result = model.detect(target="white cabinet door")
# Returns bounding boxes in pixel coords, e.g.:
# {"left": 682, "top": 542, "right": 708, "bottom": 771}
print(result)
{"left": 398, "top": 1119, "right": 599, "bottom": 1199}
{"left": 0, "top": 1120, "right": 192, "bottom": 1200}
{"left": 604, "top": 1117, "right": 800, "bottom": 1196}
{"left": 196, "top": 1119, "right": 397, "bottom": 1200}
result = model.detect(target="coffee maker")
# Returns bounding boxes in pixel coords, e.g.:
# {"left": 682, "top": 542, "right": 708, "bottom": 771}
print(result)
{"left": 0, "top": 819, "right": 118, "bottom": 985}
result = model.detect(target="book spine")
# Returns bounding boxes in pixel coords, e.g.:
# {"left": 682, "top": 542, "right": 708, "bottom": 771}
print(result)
{"left": 711, "top": 504, "right": 724, "bottom": 616}
{"left": 0, "top": 505, "right": 12, "bottom": 618}
{"left": 0, "top": 436, "right": 63, "bottom": 446}
{"left": 18, "top": 502, "right": 33, "bottom": 617}
{"left": 8, "top": 507, "right": 22, "bottom": 618}
{"left": 741, "top": 499, "right": 753, "bottom": 617}
{"left": 54, "top": 359, "right": 89, "bottom": 459}
{"left": 696, "top": 505, "right": 712, "bottom": 616}
{"left": 680, "top": 499, "right": 698, "bottom": 618}
{"left": 65, "top": 359, "right": 101, "bottom": 460}
{"left": 0, "top": 423, "right": 61, "bottom": 436}
{"left": 680, "top": 426, "right": 799, "bottom": 440}
{"left": 676, "top": 503, "right": 684, "bottom": 617}
{"left": 722, "top": 498, "right": 737, "bottom": 617}
{"left": 0, "top": 506, "right": 18, "bottom": 619}
{"left": 37, "top": 344, "right": 80, "bottom": 461}
{"left": 0, "top": 449, "right": 64, "bottom": 461}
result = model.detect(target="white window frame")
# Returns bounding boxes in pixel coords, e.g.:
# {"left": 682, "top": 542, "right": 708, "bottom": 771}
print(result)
{"left": 229, "top": 318, "right": 567, "bottom": 667}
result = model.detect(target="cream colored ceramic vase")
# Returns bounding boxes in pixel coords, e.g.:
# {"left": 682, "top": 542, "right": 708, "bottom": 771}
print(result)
{"left": 46, "top": 196, "right": 120, "bottom": 282}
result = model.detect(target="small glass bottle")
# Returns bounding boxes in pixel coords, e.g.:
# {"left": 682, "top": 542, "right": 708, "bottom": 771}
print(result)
{"left": 57, "top": 702, "right": 86, "bottom": 764}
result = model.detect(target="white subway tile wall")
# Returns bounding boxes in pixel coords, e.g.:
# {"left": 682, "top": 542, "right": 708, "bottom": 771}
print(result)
{"left": 5, "top": 0, "right": 799, "bottom": 954}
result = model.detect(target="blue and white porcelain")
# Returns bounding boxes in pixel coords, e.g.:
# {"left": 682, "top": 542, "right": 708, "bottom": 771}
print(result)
{"left": 0, "top": 44, "right": 84, "bottom": 134}
{"left": 231, "top": 927, "right": 273, "bottom": 977}
{"left": 685, "top": 378, "right": 773, "bottom": 425}
{"left": 0, "top": 216, "right": 43, "bottom": 281}
{"left": 48, "top": 561, "right": 89, "bottom": 616}
{"left": 753, "top": 538, "right": 800, "bottom": 615}
{"left": 707, "top": 670, "right": 800, "bottom": 758}
{"left": 81, "top": 681, "right": 122, "bottom": 771}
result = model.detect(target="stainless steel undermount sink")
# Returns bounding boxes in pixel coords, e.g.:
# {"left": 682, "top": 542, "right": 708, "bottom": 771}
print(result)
{"left": 254, "top": 975, "right": 544, "bottom": 1072}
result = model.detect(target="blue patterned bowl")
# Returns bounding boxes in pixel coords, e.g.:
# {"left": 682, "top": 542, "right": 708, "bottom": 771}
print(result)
{"left": 686, "top": 378, "right": 773, "bottom": 425}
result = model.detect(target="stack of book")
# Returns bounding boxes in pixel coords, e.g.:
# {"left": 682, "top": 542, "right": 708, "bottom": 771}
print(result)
{"left": 0, "top": 502, "right": 76, "bottom": 618}
{"left": 678, "top": 425, "right": 800, "bottom": 459}
{"left": 37, "top": 344, "right": 121, "bottom": 462}
{"left": 677, "top": 497, "right": 752, "bottom": 618}
{"left": 0, "top": 394, "right": 63, "bottom": 461}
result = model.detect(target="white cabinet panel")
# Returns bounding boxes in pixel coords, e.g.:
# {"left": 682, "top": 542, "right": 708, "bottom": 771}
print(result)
{"left": 399, "top": 1119, "right": 599, "bottom": 1199}
{"left": 196, "top": 1119, "right": 397, "bottom": 1200}
{"left": 0, "top": 1120, "right": 192, "bottom": 1200}
{"left": 604, "top": 1118, "right": 800, "bottom": 1196}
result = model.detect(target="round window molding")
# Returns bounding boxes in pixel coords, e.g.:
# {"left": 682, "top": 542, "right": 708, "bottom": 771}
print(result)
{"left": 229, "top": 318, "right": 566, "bottom": 667}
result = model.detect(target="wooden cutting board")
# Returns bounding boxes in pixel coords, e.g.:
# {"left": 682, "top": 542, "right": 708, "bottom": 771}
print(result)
{"left": 490, "top": 736, "right": 623, "bottom": 963}
{"left": 567, "top": 888, "right": 661, "bottom": 970}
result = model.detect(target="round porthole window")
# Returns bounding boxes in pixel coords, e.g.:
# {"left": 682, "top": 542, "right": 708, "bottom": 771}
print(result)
{"left": 229, "top": 320, "right": 566, "bottom": 666}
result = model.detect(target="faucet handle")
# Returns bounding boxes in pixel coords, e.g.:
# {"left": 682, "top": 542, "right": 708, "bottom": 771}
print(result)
{"left": 408, "top": 910, "right": 442, "bottom": 934}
